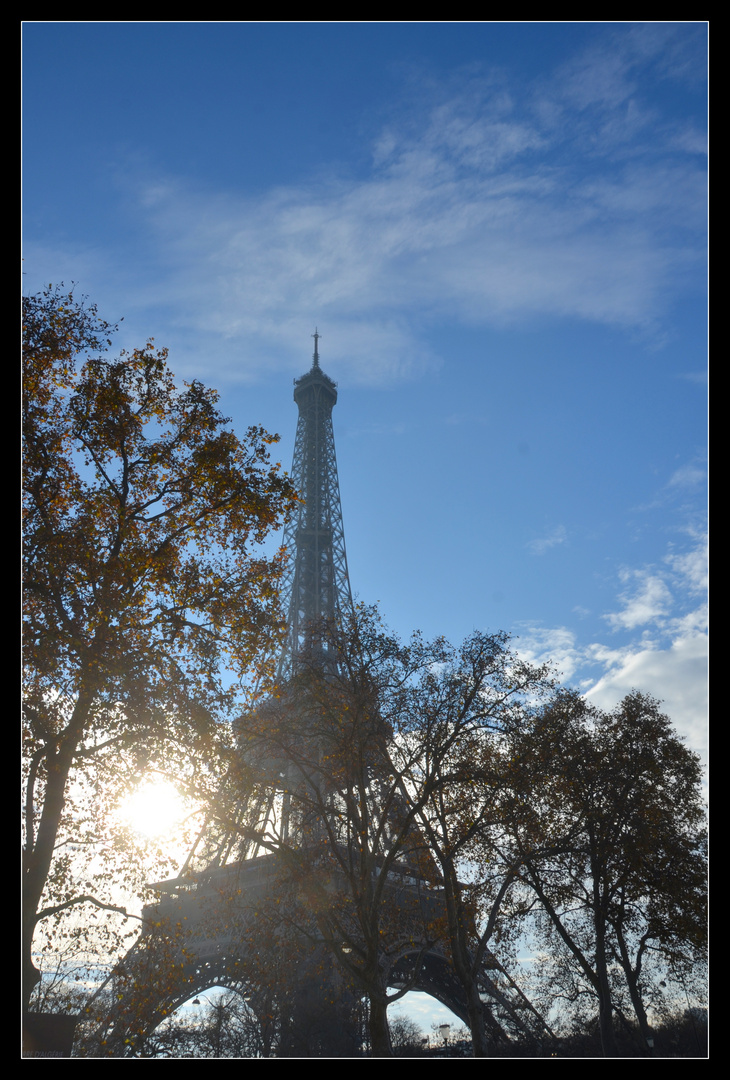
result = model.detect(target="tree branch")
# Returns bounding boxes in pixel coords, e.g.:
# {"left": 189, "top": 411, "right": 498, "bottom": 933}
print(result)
{"left": 35, "top": 895, "right": 144, "bottom": 923}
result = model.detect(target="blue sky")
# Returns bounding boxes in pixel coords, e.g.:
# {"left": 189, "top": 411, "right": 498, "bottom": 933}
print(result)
{"left": 23, "top": 20, "right": 707, "bottom": 761}
{"left": 23, "top": 18, "right": 707, "bottom": 1039}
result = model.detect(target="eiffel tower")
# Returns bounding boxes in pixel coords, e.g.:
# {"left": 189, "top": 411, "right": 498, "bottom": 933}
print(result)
{"left": 87, "top": 336, "right": 550, "bottom": 1057}
{"left": 278, "top": 329, "right": 353, "bottom": 679}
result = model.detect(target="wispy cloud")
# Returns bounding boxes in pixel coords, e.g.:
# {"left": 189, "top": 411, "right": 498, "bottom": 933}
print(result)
{"left": 675, "top": 371, "right": 708, "bottom": 384}
{"left": 605, "top": 531, "right": 707, "bottom": 632}
{"left": 80, "top": 26, "right": 704, "bottom": 386}
{"left": 526, "top": 525, "right": 567, "bottom": 555}
{"left": 668, "top": 464, "right": 706, "bottom": 490}
{"left": 636, "top": 459, "right": 707, "bottom": 514}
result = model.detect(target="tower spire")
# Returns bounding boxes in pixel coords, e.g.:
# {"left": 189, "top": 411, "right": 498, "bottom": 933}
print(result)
{"left": 278, "top": 333, "right": 352, "bottom": 677}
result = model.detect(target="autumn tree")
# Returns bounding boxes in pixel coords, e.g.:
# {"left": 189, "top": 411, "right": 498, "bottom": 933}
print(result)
{"left": 506, "top": 690, "right": 707, "bottom": 1057}
{"left": 22, "top": 285, "right": 297, "bottom": 1013}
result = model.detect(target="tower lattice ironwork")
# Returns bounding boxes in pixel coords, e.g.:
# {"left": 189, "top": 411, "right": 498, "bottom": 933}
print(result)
{"left": 173, "top": 334, "right": 354, "bottom": 875}
{"left": 277, "top": 330, "right": 353, "bottom": 678}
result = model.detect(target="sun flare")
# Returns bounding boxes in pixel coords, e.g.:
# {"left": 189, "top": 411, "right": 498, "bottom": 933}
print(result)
{"left": 119, "top": 780, "right": 187, "bottom": 839}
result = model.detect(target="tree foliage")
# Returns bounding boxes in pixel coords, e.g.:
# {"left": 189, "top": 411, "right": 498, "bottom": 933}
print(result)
{"left": 22, "top": 285, "right": 297, "bottom": 1010}
{"left": 505, "top": 690, "right": 707, "bottom": 1056}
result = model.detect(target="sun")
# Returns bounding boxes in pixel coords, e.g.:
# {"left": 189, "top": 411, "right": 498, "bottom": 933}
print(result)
{"left": 119, "top": 779, "right": 188, "bottom": 838}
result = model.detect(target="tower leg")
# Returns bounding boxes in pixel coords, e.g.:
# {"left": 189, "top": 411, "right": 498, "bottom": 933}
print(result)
{"left": 277, "top": 946, "right": 360, "bottom": 1057}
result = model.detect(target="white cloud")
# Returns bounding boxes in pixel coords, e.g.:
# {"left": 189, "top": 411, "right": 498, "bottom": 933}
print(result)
{"left": 512, "top": 624, "right": 585, "bottom": 682}
{"left": 516, "top": 622, "right": 707, "bottom": 763}
{"left": 665, "top": 537, "right": 708, "bottom": 594}
{"left": 604, "top": 569, "right": 674, "bottom": 631}
{"left": 604, "top": 531, "right": 707, "bottom": 633}
{"left": 585, "top": 632, "right": 707, "bottom": 757}
{"left": 390, "top": 991, "right": 461, "bottom": 1031}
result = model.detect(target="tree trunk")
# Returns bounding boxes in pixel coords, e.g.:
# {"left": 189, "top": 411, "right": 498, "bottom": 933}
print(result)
{"left": 368, "top": 994, "right": 393, "bottom": 1057}
{"left": 22, "top": 694, "right": 93, "bottom": 1012}
{"left": 593, "top": 887, "right": 618, "bottom": 1058}
{"left": 616, "top": 931, "right": 654, "bottom": 1056}
{"left": 22, "top": 747, "right": 73, "bottom": 1012}
{"left": 465, "top": 983, "right": 489, "bottom": 1057}
{"left": 433, "top": 852, "right": 491, "bottom": 1057}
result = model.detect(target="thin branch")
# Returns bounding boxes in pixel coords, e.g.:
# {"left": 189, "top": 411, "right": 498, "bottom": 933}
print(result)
{"left": 35, "top": 895, "right": 144, "bottom": 924}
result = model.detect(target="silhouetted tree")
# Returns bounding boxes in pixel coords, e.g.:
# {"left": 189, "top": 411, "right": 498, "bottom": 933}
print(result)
{"left": 232, "top": 609, "right": 555, "bottom": 1056}
{"left": 506, "top": 690, "right": 707, "bottom": 1057}
{"left": 23, "top": 284, "right": 296, "bottom": 1012}
{"left": 388, "top": 1013, "right": 426, "bottom": 1055}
